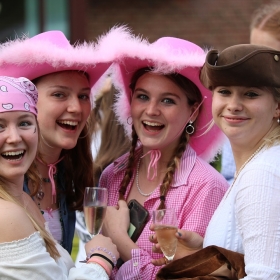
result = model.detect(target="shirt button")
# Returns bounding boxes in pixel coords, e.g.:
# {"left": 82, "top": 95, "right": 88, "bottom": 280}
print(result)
{"left": 133, "top": 262, "right": 138, "bottom": 267}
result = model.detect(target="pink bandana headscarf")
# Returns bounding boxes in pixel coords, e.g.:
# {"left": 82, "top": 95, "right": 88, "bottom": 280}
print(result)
{"left": 0, "top": 76, "right": 37, "bottom": 115}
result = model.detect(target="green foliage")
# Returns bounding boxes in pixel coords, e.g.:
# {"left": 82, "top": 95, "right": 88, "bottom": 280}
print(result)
{"left": 71, "top": 234, "right": 79, "bottom": 262}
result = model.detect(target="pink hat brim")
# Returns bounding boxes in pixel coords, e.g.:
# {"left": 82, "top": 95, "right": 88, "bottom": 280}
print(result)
{"left": 96, "top": 28, "right": 225, "bottom": 162}
{"left": 0, "top": 30, "right": 112, "bottom": 105}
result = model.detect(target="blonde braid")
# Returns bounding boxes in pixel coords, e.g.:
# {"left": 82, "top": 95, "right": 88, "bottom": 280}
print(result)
{"left": 119, "top": 127, "right": 138, "bottom": 201}
{"left": 158, "top": 132, "right": 188, "bottom": 210}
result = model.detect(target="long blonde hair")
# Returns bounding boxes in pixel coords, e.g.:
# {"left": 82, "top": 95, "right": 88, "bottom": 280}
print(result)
{"left": 0, "top": 181, "right": 60, "bottom": 259}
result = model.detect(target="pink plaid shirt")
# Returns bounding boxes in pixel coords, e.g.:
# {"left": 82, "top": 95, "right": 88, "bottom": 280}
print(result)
{"left": 99, "top": 145, "right": 228, "bottom": 280}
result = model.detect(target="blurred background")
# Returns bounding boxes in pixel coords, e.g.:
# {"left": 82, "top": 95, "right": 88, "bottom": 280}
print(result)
{"left": 0, "top": 0, "right": 274, "bottom": 49}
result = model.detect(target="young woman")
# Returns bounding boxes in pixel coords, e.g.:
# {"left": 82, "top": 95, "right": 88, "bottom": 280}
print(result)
{"left": 221, "top": 0, "right": 280, "bottom": 184}
{"left": 95, "top": 28, "right": 229, "bottom": 279}
{"left": 0, "top": 30, "right": 111, "bottom": 253}
{"left": 152, "top": 44, "right": 280, "bottom": 279}
{"left": 0, "top": 76, "right": 119, "bottom": 280}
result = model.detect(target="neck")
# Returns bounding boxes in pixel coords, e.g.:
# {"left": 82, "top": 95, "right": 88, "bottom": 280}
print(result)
{"left": 39, "top": 141, "right": 62, "bottom": 164}
{"left": 232, "top": 141, "right": 264, "bottom": 172}
{"left": 2, "top": 177, "right": 24, "bottom": 197}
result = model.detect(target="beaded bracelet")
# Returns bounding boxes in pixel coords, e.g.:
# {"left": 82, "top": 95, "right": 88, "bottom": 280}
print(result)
{"left": 88, "top": 247, "right": 117, "bottom": 267}
{"left": 87, "top": 257, "right": 111, "bottom": 276}
{"left": 90, "top": 253, "right": 114, "bottom": 269}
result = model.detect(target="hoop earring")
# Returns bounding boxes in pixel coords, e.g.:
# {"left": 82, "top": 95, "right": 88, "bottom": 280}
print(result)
{"left": 127, "top": 116, "right": 133, "bottom": 125}
{"left": 185, "top": 121, "right": 195, "bottom": 135}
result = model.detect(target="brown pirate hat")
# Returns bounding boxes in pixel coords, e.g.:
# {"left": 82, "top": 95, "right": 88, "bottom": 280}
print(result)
{"left": 201, "top": 44, "right": 280, "bottom": 89}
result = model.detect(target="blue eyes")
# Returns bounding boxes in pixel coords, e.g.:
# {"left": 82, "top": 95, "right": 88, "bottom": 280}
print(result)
{"left": 136, "top": 94, "right": 175, "bottom": 104}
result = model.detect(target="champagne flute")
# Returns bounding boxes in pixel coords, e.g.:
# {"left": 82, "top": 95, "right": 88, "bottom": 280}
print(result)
{"left": 84, "top": 187, "right": 108, "bottom": 237}
{"left": 153, "top": 208, "right": 178, "bottom": 262}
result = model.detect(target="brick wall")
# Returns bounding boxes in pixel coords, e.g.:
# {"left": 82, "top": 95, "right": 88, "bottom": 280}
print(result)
{"left": 86, "top": 0, "right": 272, "bottom": 50}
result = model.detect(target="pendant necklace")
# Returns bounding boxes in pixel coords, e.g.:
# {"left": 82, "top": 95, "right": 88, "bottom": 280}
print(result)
{"left": 136, "top": 158, "right": 155, "bottom": 197}
{"left": 224, "top": 143, "right": 265, "bottom": 200}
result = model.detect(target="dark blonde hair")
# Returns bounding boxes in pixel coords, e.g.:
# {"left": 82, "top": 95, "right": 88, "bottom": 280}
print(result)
{"left": 91, "top": 84, "right": 130, "bottom": 185}
{"left": 0, "top": 120, "right": 60, "bottom": 260}
{"left": 250, "top": 1, "right": 280, "bottom": 42}
{"left": 119, "top": 67, "right": 202, "bottom": 209}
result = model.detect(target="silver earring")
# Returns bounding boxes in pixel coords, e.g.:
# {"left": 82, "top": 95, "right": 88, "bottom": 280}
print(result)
{"left": 278, "top": 118, "right": 280, "bottom": 124}
{"left": 127, "top": 116, "right": 133, "bottom": 125}
{"left": 185, "top": 121, "right": 195, "bottom": 135}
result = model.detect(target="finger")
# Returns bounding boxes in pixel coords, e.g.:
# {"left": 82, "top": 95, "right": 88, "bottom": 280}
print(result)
{"left": 149, "top": 234, "right": 158, "bottom": 243}
{"left": 151, "top": 257, "right": 166, "bottom": 266}
{"left": 152, "top": 244, "right": 162, "bottom": 254}
{"left": 149, "top": 223, "right": 155, "bottom": 231}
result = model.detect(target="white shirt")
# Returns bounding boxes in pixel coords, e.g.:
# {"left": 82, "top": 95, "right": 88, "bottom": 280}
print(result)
{"left": 204, "top": 145, "right": 280, "bottom": 279}
{"left": 0, "top": 231, "right": 109, "bottom": 280}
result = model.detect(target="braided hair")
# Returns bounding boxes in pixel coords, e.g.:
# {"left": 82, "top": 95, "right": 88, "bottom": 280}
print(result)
{"left": 119, "top": 67, "right": 202, "bottom": 209}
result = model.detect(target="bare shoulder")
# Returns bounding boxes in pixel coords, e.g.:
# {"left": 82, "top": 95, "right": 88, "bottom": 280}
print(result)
{"left": 0, "top": 199, "right": 36, "bottom": 243}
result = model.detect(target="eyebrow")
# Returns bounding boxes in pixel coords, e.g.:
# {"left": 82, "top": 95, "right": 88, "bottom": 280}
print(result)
{"left": 134, "top": 88, "right": 181, "bottom": 98}
{"left": 49, "top": 85, "right": 91, "bottom": 91}
{"left": 0, "top": 114, "right": 34, "bottom": 122}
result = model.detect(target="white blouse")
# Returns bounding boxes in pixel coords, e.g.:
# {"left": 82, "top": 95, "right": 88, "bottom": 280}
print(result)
{"left": 0, "top": 231, "right": 109, "bottom": 280}
{"left": 204, "top": 145, "right": 280, "bottom": 279}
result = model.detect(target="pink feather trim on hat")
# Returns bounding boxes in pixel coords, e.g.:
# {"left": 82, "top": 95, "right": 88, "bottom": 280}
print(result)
{"left": 95, "top": 26, "right": 225, "bottom": 163}
{"left": 0, "top": 30, "right": 112, "bottom": 107}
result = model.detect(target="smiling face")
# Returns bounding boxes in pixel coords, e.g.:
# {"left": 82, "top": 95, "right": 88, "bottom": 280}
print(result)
{"left": 0, "top": 111, "right": 38, "bottom": 182}
{"left": 212, "top": 86, "right": 279, "bottom": 146}
{"left": 35, "top": 71, "right": 91, "bottom": 155}
{"left": 131, "top": 72, "right": 196, "bottom": 151}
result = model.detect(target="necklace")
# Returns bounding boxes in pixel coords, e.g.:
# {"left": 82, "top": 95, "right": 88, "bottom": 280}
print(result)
{"left": 224, "top": 143, "right": 265, "bottom": 200}
{"left": 136, "top": 158, "right": 155, "bottom": 197}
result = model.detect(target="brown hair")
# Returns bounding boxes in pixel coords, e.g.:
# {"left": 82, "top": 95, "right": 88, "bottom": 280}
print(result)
{"left": 119, "top": 67, "right": 202, "bottom": 209}
{"left": 92, "top": 84, "right": 130, "bottom": 186}
{"left": 32, "top": 70, "right": 94, "bottom": 211}
{"left": 250, "top": 1, "right": 280, "bottom": 42}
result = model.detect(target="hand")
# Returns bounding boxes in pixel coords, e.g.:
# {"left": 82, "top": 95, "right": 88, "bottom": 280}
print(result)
{"left": 149, "top": 224, "right": 203, "bottom": 266}
{"left": 85, "top": 234, "right": 119, "bottom": 263}
{"left": 102, "top": 199, "right": 130, "bottom": 243}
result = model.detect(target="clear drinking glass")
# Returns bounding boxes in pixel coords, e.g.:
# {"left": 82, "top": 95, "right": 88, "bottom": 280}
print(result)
{"left": 83, "top": 187, "right": 108, "bottom": 237}
{"left": 153, "top": 208, "right": 178, "bottom": 262}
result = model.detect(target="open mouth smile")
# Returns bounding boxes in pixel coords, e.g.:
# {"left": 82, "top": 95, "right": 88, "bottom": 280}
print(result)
{"left": 142, "top": 121, "right": 165, "bottom": 131}
{"left": 1, "top": 150, "right": 25, "bottom": 161}
{"left": 57, "top": 120, "right": 78, "bottom": 131}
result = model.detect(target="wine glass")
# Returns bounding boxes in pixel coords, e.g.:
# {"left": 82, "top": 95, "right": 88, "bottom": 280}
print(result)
{"left": 84, "top": 187, "right": 108, "bottom": 237}
{"left": 153, "top": 208, "right": 178, "bottom": 262}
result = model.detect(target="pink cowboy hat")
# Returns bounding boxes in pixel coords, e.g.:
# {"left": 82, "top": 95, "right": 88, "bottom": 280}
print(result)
{"left": 0, "top": 30, "right": 112, "bottom": 103}
{"left": 95, "top": 27, "right": 225, "bottom": 162}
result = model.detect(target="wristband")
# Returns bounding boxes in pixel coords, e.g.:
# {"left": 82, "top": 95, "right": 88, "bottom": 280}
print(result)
{"left": 88, "top": 246, "right": 117, "bottom": 266}
{"left": 87, "top": 257, "right": 111, "bottom": 276}
{"left": 90, "top": 253, "right": 114, "bottom": 269}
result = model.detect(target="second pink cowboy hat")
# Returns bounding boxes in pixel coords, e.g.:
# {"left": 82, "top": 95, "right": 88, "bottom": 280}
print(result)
{"left": 96, "top": 27, "right": 225, "bottom": 162}
{"left": 0, "top": 30, "right": 111, "bottom": 103}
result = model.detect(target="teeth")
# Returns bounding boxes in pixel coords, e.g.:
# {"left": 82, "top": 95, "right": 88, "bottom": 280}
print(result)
{"left": 143, "top": 121, "right": 163, "bottom": 127}
{"left": 58, "top": 120, "right": 78, "bottom": 126}
{"left": 2, "top": 150, "right": 24, "bottom": 156}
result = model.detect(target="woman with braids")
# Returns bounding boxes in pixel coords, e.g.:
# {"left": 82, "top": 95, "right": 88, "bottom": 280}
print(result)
{"left": 96, "top": 29, "right": 229, "bottom": 279}
{"left": 0, "top": 30, "right": 111, "bottom": 254}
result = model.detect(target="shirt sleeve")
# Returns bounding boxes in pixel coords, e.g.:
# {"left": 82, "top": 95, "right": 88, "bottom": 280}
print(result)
{"left": 115, "top": 248, "right": 163, "bottom": 280}
{"left": 236, "top": 165, "right": 280, "bottom": 279}
{"left": 68, "top": 263, "right": 109, "bottom": 280}
{"left": 179, "top": 176, "right": 227, "bottom": 237}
